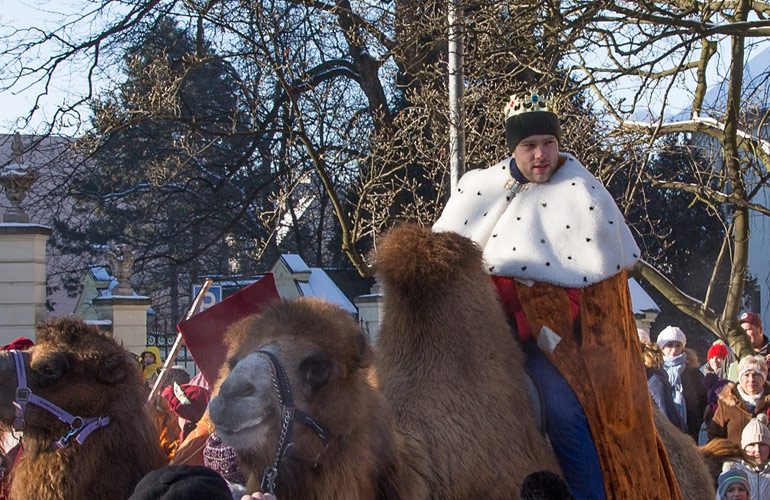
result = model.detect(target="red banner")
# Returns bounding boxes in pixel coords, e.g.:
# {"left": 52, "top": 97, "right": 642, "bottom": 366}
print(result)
{"left": 177, "top": 274, "right": 280, "bottom": 385}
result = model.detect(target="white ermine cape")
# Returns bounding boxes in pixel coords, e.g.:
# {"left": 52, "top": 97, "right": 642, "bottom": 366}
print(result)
{"left": 433, "top": 153, "right": 640, "bottom": 288}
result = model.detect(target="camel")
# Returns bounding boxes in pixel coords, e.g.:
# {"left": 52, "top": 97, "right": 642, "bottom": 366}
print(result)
{"left": 210, "top": 298, "right": 430, "bottom": 499}
{"left": 210, "top": 224, "right": 716, "bottom": 499}
{"left": 0, "top": 316, "right": 166, "bottom": 500}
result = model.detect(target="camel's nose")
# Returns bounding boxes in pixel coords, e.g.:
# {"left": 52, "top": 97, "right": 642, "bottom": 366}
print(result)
{"left": 218, "top": 374, "right": 257, "bottom": 400}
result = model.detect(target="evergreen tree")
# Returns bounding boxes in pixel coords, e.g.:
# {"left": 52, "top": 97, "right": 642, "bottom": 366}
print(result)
{"left": 56, "top": 16, "right": 270, "bottom": 324}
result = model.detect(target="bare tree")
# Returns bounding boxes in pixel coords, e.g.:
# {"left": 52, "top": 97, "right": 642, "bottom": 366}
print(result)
{"left": 565, "top": 0, "right": 770, "bottom": 356}
{"left": 7, "top": 0, "right": 766, "bottom": 352}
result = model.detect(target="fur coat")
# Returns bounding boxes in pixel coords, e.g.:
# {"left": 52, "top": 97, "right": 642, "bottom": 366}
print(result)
{"left": 708, "top": 382, "right": 770, "bottom": 446}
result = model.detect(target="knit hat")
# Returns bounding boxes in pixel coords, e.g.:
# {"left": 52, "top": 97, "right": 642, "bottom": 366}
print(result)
{"left": 637, "top": 328, "right": 650, "bottom": 344}
{"left": 740, "top": 311, "right": 763, "bottom": 328}
{"left": 504, "top": 91, "right": 562, "bottom": 152}
{"left": 708, "top": 343, "right": 729, "bottom": 361}
{"left": 716, "top": 469, "right": 750, "bottom": 499}
{"left": 161, "top": 382, "right": 210, "bottom": 423}
{"left": 128, "top": 465, "right": 231, "bottom": 500}
{"left": 203, "top": 432, "right": 247, "bottom": 486}
{"left": 737, "top": 355, "right": 768, "bottom": 381}
{"left": 704, "top": 373, "right": 730, "bottom": 405}
{"left": 742, "top": 413, "right": 770, "bottom": 449}
{"left": 0, "top": 337, "right": 34, "bottom": 351}
{"left": 655, "top": 326, "right": 686, "bottom": 349}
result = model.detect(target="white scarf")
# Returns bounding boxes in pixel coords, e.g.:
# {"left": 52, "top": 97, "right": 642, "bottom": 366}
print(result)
{"left": 663, "top": 353, "right": 688, "bottom": 424}
{"left": 738, "top": 385, "right": 765, "bottom": 411}
{"left": 433, "top": 154, "right": 640, "bottom": 287}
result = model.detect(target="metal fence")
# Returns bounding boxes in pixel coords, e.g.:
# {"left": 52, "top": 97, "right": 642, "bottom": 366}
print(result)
{"left": 146, "top": 331, "right": 199, "bottom": 376}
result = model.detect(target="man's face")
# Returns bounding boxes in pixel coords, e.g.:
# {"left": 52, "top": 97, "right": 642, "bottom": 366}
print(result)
{"left": 742, "top": 321, "right": 765, "bottom": 350}
{"left": 512, "top": 134, "right": 559, "bottom": 184}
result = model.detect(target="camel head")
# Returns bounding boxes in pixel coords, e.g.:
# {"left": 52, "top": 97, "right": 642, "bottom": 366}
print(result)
{"left": 0, "top": 316, "right": 142, "bottom": 445}
{"left": 209, "top": 297, "right": 376, "bottom": 494}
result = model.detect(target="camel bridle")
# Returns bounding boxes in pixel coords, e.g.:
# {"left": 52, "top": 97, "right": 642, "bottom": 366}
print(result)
{"left": 9, "top": 349, "right": 111, "bottom": 450}
{"left": 256, "top": 349, "right": 331, "bottom": 496}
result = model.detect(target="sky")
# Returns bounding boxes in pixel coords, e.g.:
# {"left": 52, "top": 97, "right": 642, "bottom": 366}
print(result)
{"left": 0, "top": 0, "right": 108, "bottom": 135}
{"left": 2, "top": 1, "right": 768, "bottom": 135}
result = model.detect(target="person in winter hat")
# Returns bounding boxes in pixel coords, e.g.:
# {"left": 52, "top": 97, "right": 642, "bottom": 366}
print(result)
{"left": 703, "top": 342, "right": 731, "bottom": 377}
{"left": 0, "top": 337, "right": 34, "bottom": 352}
{"left": 709, "top": 355, "right": 770, "bottom": 446}
{"left": 656, "top": 326, "right": 708, "bottom": 442}
{"left": 433, "top": 89, "right": 681, "bottom": 498}
{"left": 139, "top": 346, "right": 163, "bottom": 384}
{"left": 641, "top": 341, "right": 687, "bottom": 432}
{"left": 716, "top": 469, "right": 751, "bottom": 500}
{"left": 700, "top": 373, "right": 731, "bottom": 445}
{"left": 656, "top": 325, "right": 687, "bottom": 352}
{"left": 161, "top": 382, "right": 210, "bottom": 440}
{"left": 726, "top": 312, "right": 767, "bottom": 381}
{"left": 0, "top": 337, "right": 33, "bottom": 500}
{"left": 203, "top": 432, "right": 247, "bottom": 486}
{"left": 719, "top": 414, "right": 770, "bottom": 499}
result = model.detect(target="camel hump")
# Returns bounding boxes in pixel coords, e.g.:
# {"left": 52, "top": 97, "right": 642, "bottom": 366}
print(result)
{"left": 375, "top": 224, "right": 483, "bottom": 291}
{"left": 36, "top": 315, "right": 101, "bottom": 345}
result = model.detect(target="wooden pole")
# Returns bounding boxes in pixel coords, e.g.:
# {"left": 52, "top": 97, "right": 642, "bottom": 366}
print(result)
{"left": 148, "top": 278, "right": 214, "bottom": 402}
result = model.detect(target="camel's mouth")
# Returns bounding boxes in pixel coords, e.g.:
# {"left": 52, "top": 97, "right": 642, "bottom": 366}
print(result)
{"left": 214, "top": 413, "right": 266, "bottom": 435}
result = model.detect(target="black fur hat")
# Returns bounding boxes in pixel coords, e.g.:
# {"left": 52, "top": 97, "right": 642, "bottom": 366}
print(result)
{"left": 129, "top": 465, "right": 232, "bottom": 500}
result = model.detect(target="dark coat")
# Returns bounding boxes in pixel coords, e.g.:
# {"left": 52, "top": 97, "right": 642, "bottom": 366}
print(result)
{"left": 680, "top": 349, "right": 709, "bottom": 442}
{"left": 647, "top": 366, "right": 687, "bottom": 432}
{"left": 707, "top": 381, "right": 770, "bottom": 446}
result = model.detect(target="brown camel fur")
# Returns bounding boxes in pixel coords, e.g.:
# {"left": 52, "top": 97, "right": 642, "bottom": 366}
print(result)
{"left": 374, "top": 224, "right": 561, "bottom": 497}
{"left": 651, "top": 406, "right": 716, "bottom": 499}
{"left": 0, "top": 317, "right": 166, "bottom": 500}
{"left": 209, "top": 299, "right": 430, "bottom": 500}
{"left": 211, "top": 224, "right": 716, "bottom": 498}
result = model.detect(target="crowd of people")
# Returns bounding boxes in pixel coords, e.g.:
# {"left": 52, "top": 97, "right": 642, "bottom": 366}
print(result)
{"left": 638, "top": 311, "right": 770, "bottom": 499}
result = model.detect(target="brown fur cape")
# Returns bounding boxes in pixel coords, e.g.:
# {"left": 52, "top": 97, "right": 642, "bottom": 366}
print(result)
{"left": 514, "top": 274, "right": 682, "bottom": 499}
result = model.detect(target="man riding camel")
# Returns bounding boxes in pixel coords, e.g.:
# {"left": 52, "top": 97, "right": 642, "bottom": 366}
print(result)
{"left": 434, "top": 89, "right": 681, "bottom": 499}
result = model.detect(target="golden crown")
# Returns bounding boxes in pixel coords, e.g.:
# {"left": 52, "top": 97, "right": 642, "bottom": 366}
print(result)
{"left": 504, "top": 90, "right": 557, "bottom": 121}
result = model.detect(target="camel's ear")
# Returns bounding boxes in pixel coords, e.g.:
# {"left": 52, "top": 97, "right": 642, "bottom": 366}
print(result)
{"left": 354, "top": 332, "right": 374, "bottom": 369}
{"left": 97, "top": 353, "right": 132, "bottom": 384}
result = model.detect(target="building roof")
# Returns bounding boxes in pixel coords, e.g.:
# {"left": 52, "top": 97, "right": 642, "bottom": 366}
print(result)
{"left": 628, "top": 278, "right": 660, "bottom": 314}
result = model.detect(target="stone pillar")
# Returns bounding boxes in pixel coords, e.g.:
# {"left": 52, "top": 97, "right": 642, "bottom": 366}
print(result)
{"left": 92, "top": 295, "right": 152, "bottom": 356}
{"left": 0, "top": 133, "right": 49, "bottom": 344}
{"left": 0, "top": 224, "right": 52, "bottom": 344}
{"left": 354, "top": 279, "right": 383, "bottom": 345}
{"left": 90, "top": 244, "right": 151, "bottom": 355}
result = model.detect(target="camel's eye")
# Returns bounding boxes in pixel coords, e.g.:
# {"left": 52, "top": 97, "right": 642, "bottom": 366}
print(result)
{"left": 31, "top": 354, "right": 68, "bottom": 386}
{"left": 299, "top": 352, "right": 333, "bottom": 391}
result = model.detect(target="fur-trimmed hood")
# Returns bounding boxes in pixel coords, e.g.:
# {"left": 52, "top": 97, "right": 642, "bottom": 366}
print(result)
{"left": 717, "top": 382, "right": 770, "bottom": 408}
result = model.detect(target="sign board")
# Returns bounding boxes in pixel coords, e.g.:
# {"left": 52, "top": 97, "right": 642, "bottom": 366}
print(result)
{"left": 192, "top": 285, "right": 222, "bottom": 312}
